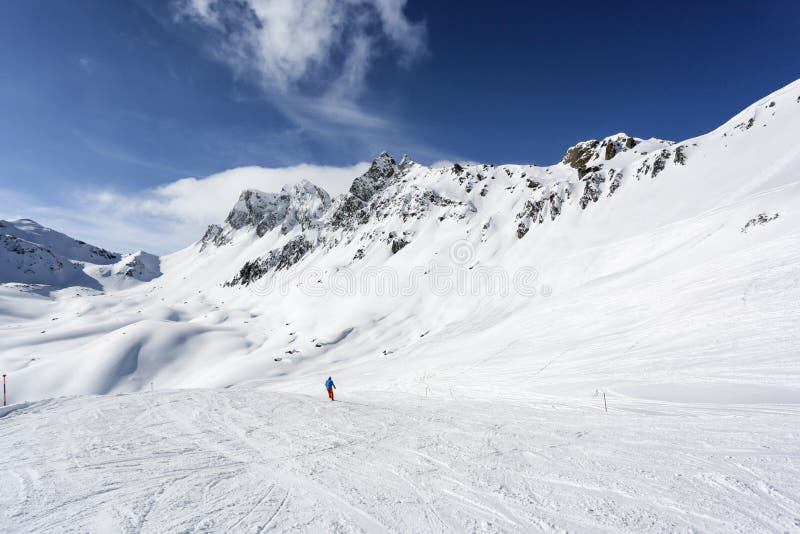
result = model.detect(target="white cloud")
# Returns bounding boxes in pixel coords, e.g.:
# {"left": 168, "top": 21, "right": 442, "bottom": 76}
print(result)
{"left": 80, "top": 162, "right": 369, "bottom": 254}
{"left": 176, "top": 0, "right": 426, "bottom": 128}
{"left": 180, "top": 0, "right": 424, "bottom": 92}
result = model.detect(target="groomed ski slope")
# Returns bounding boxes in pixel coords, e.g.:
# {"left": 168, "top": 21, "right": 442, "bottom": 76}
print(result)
{"left": 1, "top": 387, "right": 799, "bottom": 533}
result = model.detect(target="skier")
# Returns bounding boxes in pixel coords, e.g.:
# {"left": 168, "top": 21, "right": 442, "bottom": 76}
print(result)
{"left": 325, "top": 376, "right": 336, "bottom": 401}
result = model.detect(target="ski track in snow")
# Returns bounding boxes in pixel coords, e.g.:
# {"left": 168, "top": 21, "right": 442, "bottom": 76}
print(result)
{"left": 1, "top": 388, "right": 799, "bottom": 533}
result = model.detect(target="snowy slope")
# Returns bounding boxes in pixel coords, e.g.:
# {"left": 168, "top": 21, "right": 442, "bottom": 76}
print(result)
{"left": 1, "top": 388, "right": 798, "bottom": 533}
{"left": 1, "top": 80, "right": 799, "bottom": 532}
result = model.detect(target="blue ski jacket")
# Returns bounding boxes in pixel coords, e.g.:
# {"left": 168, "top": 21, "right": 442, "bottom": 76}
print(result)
{"left": 325, "top": 377, "right": 336, "bottom": 390}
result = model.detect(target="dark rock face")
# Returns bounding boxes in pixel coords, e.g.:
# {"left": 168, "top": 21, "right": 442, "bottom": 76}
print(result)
{"left": 651, "top": 150, "right": 670, "bottom": 178}
{"left": 608, "top": 169, "right": 623, "bottom": 196}
{"left": 637, "top": 149, "right": 672, "bottom": 179}
{"left": 329, "top": 195, "right": 369, "bottom": 232}
{"left": 227, "top": 236, "right": 313, "bottom": 285}
{"left": 329, "top": 152, "right": 407, "bottom": 233}
{"left": 266, "top": 236, "right": 313, "bottom": 271}
{"left": 200, "top": 224, "right": 228, "bottom": 250}
{"left": 578, "top": 165, "right": 600, "bottom": 180}
{"left": 227, "top": 259, "right": 267, "bottom": 286}
{"left": 391, "top": 239, "right": 409, "bottom": 254}
{"left": 548, "top": 192, "right": 563, "bottom": 220}
{"left": 566, "top": 135, "right": 639, "bottom": 175}
{"left": 563, "top": 140, "right": 600, "bottom": 169}
{"left": 387, "top": 231, "right": 410, "bottom": 254}
{"left": 87, "top": 247, "right": 119, "bottom": 261}
{"left": 349, "top": 152, "right": 399, "bottom": 202}
{"left": 673, "top": 146, "right": 687, "bottom": 165}
{"left": 741, "top": 212, "right": 780, "bottom": 233}
{"left": 515, "top": 199, "right": 546, "bottom": 238}
{"left": 604, "top": 142, "right": 617, "bottom": 160}
{"left": 579, "top": 173, "right": 605, "bottom": 209}
{"left": 255, "top": 221, "right": 272, "bottom": 238}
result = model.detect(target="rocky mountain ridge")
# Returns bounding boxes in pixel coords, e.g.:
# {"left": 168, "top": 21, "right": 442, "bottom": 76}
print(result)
{"left": 205, "top": 132, "right": 692, "bottom": 285}
{"left": 206, "top": 72, "right": 797, "bottom": 287}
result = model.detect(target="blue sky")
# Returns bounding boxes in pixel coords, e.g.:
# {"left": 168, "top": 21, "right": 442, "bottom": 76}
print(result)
{"left": 1, "top": 0, "right": 799, "bottom": 253}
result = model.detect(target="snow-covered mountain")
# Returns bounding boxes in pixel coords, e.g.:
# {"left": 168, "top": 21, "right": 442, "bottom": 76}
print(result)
{"left": 204, "top": 135, "right": 680, "bottom": 287}
{"left": 2, "top": 79, "right": 798, "bottom": 400}
{"left": 1, "top": 80, "right": 799, "bottom": 532}
{"left": 0, "top": 219, "right": 161, "bottom": 291}
{"left": 1, "top": 218, "right": 120, "bottom": 264}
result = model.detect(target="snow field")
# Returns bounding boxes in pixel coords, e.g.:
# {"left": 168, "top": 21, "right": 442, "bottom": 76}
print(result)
{"left": 1, "top": 388, "right": 799, "bottom": 533}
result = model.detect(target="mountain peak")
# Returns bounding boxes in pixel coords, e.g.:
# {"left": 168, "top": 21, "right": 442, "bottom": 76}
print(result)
{"left": 212, "top": 180, "right": 332, "bottom": 246}
{"left": 225, "top": 189, "right": 273, "bottom": 230}
{"left": 349, "top": 152, "right": 405, "bottom": 202}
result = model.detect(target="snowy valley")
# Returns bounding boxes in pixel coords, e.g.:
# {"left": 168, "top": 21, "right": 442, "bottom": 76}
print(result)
{"left": 1, "top": 80, "right": 800, "bottom": 532}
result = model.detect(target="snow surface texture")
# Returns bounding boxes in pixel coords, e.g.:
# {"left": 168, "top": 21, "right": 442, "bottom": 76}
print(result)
{"left": 1, "top": 389, "right": 798, "bottom": 532}
{"left": 1, "top": 80, "right": 800, "bottom": 532}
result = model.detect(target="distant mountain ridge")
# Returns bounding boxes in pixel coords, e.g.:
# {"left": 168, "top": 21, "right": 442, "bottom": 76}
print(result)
{"left": 0, "top": 218, "right": 160, "bottom": 291}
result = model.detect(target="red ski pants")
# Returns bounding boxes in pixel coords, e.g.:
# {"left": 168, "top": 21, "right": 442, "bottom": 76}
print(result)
{"left": 327, "top": 388, "right": 335, "bottom": 400}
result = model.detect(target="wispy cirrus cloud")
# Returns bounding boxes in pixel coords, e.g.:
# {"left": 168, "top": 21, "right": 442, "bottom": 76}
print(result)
{"left": 174, "top": 0, "right": 426, "bottom": 131}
